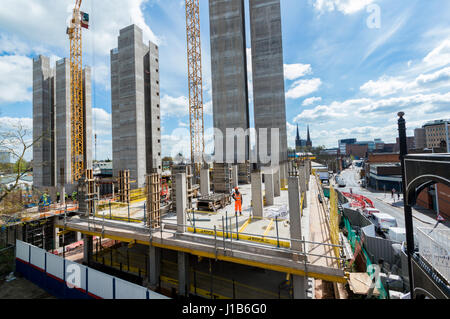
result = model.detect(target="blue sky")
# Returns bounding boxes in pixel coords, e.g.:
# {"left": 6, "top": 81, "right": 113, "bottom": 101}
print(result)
{"left": 1, "top": 0, "right": 450, "bottom": 161}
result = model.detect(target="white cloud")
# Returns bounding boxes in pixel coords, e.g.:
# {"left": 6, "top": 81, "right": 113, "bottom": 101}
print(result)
{"left": 360, "top": 75, "right": 411, "bottom": 97}
{"left": 92, "top": 108, "right": 112, "bottom": 137}
{"left": 0, "top": 116, "right": 33, "bottom": 132}
{"left": 423, "top": 38, "right": 450, "bottom": 68}
{"left": 311, "top": 0, "right": 375, "bottom": 15}
{"left": 284, "top": 63, "right": 312, "bottom": 81}
{"left": 0, "top": 55, "right": 32, "bottom": 104}
{"left": 286, "top": 78, "right": 322, "bottom": 99}
{"left": 294, "top": 92, "right": 450, "bottom": 124}
{"left": 0, "top": 0, "right": 160, "bottom": 57}
{"left": 160, "top": 95, "right": 189, "bottom": 118}
{"left": 360, "top": 67, "right": 450, "bottom": 97}
{"left": 302, "top": 96, "right": 322, "bottom": 106}
{"left": 416, "top": 66, "right": 450, "bottom": 86}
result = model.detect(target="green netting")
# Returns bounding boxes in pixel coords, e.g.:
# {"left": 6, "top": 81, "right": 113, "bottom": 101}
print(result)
{"left": 343, "top": 216, "right": 388, "bottom": 299}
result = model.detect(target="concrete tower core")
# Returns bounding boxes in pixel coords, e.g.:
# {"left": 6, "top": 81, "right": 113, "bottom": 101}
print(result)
{"left": 111, "top": 24, "right": 162, "bottom": 189}
{"left": 55, "top": 58, "right": 93, "bottom": 190}
{"left": 209, "top": 0, "right": 250, "bottom": 164}
{"left": 249, "top": 0, "right": 288, "bottom": 175}
{"left": 33, "top": 55, "right": 56, "bottom": 188}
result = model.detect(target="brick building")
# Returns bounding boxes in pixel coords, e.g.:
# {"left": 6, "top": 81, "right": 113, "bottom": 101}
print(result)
{"left": 346, "top": 143, "right": 368, "bottom": 158}
{"left": 417, "top": 183, "right": 450, "bottom": 220}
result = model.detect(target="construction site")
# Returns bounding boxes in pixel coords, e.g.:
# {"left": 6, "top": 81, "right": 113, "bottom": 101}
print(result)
{"left": 0, "top": 0, "right": 404, "bottom": 300}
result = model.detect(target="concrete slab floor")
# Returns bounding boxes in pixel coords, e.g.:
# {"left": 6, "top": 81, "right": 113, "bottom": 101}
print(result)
{"left": 185, "top": 184, "right": 293, "bottom": 242}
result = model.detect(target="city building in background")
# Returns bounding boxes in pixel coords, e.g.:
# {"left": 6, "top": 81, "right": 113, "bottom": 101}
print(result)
{"left": 423, "top": 119, "right": 450, "bottom": 149}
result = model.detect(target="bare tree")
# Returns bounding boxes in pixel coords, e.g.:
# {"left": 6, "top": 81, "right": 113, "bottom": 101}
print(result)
{"left": 0, "top": 122, "right": 42, "bottom": 205}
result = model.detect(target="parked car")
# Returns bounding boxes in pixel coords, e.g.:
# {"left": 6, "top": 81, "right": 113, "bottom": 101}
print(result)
{"left": 371, "top": 213, "right": 398, "bottom": 233}
{"left": 386, "top": 227, "right": 406, "bottom": 242}
{"left": 362, "top": 208, "right": 380, "bottom": 218}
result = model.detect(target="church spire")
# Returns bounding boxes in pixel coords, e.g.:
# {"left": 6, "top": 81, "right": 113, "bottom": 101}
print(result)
{"left": 306, "top": 125, "right": 312, "bottom": 147}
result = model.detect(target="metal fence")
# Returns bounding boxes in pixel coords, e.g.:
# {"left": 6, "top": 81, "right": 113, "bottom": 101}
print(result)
{"left": 416, "top": 227, "right": 450, "bottom": 284}
{"left": 15, "top": 240, "right": 170, "bottom": 299}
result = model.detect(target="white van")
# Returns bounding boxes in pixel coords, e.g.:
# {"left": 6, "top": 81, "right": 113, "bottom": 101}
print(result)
{"left": 371, "top": 213, "right": 398, "bottom": 233}
{"left": 387, "top": 227, "right": 406, "bottom": 242}
{"left": 362, "top": 208, "right": 380, "bottom": 218}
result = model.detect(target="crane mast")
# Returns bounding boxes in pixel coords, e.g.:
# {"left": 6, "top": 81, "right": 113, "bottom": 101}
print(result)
{"left": 67, "top": 0, "right": 86, "bottom": 183}
{"left": 185, "top": 0, "right": 205, "bottom": 176}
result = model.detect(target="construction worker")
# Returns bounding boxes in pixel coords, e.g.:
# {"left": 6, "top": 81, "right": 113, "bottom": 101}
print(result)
{"left": 232, "top": 187, "right": 243, "bottom": 216}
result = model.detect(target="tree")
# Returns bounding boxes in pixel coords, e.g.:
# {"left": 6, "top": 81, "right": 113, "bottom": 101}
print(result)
{"left": 0, "top": 122, "right": 41, "bottom": 206}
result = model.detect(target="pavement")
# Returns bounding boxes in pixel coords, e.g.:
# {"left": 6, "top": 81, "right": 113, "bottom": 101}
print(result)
{"left": 336, "top": 166, "right": 450, "bottom": 233}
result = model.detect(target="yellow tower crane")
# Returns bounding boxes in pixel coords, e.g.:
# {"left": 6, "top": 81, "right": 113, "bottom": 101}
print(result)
{"left": 67, "top": 0, "right": 89, "bottom": 183}
{"left": 185, "top": 0, "right": 205, "bottom": 176}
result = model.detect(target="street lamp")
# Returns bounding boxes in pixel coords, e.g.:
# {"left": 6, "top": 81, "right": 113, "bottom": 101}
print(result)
{"left": 397, "top": 112, "right": 415, "bottom": 299}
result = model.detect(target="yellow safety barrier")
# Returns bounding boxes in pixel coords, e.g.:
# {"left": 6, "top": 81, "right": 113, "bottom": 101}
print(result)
{"left": 94, "top": 214, "right": 142, "bottom": 224}
{"left": 329, "top": 186, "right": 341, "bottom": 268}
{"left": 186, "top": 227, "right": 290, "bottom": 248}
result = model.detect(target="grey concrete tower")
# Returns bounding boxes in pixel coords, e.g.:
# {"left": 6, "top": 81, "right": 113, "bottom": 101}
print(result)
{"left": 111, "top": 24, "right": 161, "bottom": 189}
{"left": 33, "top": 55, "right": 56, "bottom": 188}
{"left": 249, "top": 0, "right": 288, "bottom": 169}
{"left": 55, "top": 58, "right": 71, "bottom": 187}
{"left": 209, "top": 0, "right": 250, "bottom": 163}
{"left": 55, "top": 58, "right": 93, "bottom": 189}
{"left": 83, "top": 67, "right": 93, "bottom": 171}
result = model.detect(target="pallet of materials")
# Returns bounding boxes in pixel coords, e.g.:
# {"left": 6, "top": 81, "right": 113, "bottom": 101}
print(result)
{"left": 238, "top": 162, "right": 250, "bottom": 184}
{"left": 197, "top": 194, "right": 231, "bottom": 212}
{"left": 212, "top": 163, "right": 232, "bottom": 194}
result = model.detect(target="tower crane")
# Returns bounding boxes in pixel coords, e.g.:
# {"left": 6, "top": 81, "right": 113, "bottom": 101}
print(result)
{"left": 185, "top": 0, "right": 205, "bottom": 177}
{"left": 67, "top": 0, "right": 89, "bottom": 183}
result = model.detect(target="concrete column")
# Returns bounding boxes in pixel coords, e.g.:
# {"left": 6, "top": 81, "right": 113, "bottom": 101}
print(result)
{"left": 264, "top": 171, "right": 274, "bottom": 206}
{"left": 288, "top": 177, "right": 302, "bottom": 251}
{"left": 299, "top": 166, "right": 308, "bottom": 208}
{"left": 60, "top": 185, "right": 65, "bottom": 206}
{"left": 176, "top": 173, "right": 187, "bottom": 233}
{"left": 274, "top": 168, "right": 281, "bottom": 197}
{"left": 178, "top": 252, "right": 190, "bottom": 297}
{"left": 251, "top": 171, "right": 264, "bottom": 218}
{"left": 53, "top": 217, "right": 60, "bottom": 250}
{"left": 280, "top": 163, "right": 287, "bottom": 188}
{"left": 231, "top": 165, "right": 239, "bottom": 189}
{"left": 83, "top": 235, "right": 93, "bottom": 264}
{"left": 200, "top": 167, "right": 210, "bottom": 196}
{"left": 149, "top": 245, "right": 161, "bottom": 288}
{"left": 76, "top": 232, "right": 82, "bottom": 242}
{"left": 292, "top": 275, "right": 307, "bottom": 299}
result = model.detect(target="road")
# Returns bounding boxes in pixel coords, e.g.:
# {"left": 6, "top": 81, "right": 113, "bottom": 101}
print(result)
{"left": 334, "top": 165, "right": 449, "bottom": 233}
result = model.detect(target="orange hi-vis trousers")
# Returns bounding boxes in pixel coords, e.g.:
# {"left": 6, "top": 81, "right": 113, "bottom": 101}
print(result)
{"left": 235, "top": 194, "right": 242, "bottom": 213}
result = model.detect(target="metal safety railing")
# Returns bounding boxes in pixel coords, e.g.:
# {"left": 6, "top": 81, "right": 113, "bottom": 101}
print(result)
{"left": 83, "top": 212, "right": 346, "bottom": 268}
{"left": 416, "top": 227, "right": 450, "bottom": 284}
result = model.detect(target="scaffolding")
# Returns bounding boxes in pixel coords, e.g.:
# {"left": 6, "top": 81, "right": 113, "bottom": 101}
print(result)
{"left": 146, "top": 173, "right": 161, "bottom": 228}
{"left": 78, "top": 169, "right": 97, "bottom": 215}
{"left": 118, "top": 170, "right": 131, "bottom": 203}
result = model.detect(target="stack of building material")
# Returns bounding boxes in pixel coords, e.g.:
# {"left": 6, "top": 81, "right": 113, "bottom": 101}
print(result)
{"left": 197, "top": 194, "right": 231, "bottom": 212}
{"left": 212, "top": 163, "right": 232, "bottom": 194}
{"left": 118, "top": 170, "right": 130, "bottom": 203}
{"left": 146, "top": 173, "right": 161, "bottom": 228}
{"left": 77, "top": 169, "right": 98, "bottom": 215}
{"left": 238, "top": 162, "right": 250, "bottom": 184}
{"left": 171, "top": 165, "right": 193, "bottom": 211}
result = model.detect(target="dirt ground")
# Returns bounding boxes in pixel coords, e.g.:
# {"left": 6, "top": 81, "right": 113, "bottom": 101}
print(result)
{"left": 0, "top": 276, "right": 55, "bottom": 299}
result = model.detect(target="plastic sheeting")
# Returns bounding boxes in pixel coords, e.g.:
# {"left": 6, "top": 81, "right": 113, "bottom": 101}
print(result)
{"left": 265, "top": 205, "right": 288, "bottom": 219}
